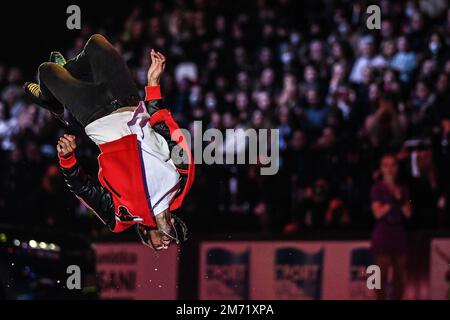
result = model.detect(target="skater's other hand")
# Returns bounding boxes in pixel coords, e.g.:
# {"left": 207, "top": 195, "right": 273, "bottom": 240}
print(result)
{"left": 57, "top": 134, "right": 77, "bottom": 158}
{"left": 147, "top": 49, "right": 166, "bottom": 86}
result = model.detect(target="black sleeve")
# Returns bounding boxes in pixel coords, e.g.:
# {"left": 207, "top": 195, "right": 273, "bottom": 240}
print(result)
{"left": 145, "top": 98, "right": 165, "bottom": 116}
{"left": 61, "top": 163, "right": 116, "bottom": 230}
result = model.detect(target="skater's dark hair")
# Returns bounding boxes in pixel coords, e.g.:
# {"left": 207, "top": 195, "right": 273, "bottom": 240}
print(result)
{"left": 172, "top": 213, "right": 188, "bottom": 242}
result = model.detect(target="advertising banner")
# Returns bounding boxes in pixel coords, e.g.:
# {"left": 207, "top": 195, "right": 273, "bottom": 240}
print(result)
{"left": 251, "top": 242, "right": 324, "bottom": 300}
{"left": 429, "top": 238, "right": 450, "bottom": 300}
{"left": 199, "top": 242, "right": 251, "bottom": 300}
{"left": 322, "top": 241, "right": 375, "bottom": 300}
{"left": 199, "top": 240, "right": 375, "bottom": 300}
{"left": 95, "top": 242, "right": 179, "bottom": 300}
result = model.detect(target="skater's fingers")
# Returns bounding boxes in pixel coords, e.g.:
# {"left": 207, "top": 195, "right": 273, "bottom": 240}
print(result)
{"left": 57, "top": 140, "right": 72, "bottom": 155}
{"left": 60, "top": 137, "right": 73, "bottom": 148}
{"left": 58, "top": 138, "right": 65, "bottom": 146}
{"left": 157, "top": 54, "right": 166, "bottom": 69}
{"left": 65, "top": 135, "right": 77, "bottom": 148}
{"left": 64, "top": 134, "right": 76, "bottom": 140}
{"left": 60, "top": 136, "right": 70, "bottom": 144}
{"left": 59, "top": 145, "right": 71, "bottom": 154}
{"left": 64, "top": 135, "right": 76, "bottom": 148}
{"left": 62, "top": 135, "right": 75, "bottom": 146}
{"left": 155, "top": 51, "right": 164, "bottom": 60}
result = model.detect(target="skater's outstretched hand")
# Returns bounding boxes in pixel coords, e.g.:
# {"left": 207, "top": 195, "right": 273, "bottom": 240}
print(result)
{"left": 57, "top": 134, "right": 77, "bottom": 158}
{"left": 147, "top": 49, "right": 166, "bottom": 86}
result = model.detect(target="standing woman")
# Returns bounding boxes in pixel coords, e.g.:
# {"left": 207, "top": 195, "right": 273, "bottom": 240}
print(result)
{"left": 370, "top": 154, "right": 412, "bottom": 299}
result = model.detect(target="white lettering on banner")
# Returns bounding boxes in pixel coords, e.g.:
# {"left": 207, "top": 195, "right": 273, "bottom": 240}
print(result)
{"left": 95, "top": 243, "right": 178, "bottom": 299}
{"left": 208, "top": 265, "right": 246, "bottom": 282}
{"left": 97, "top": 270, "right": 136, "bottom": 292}
{"left": 276, "top": 265, "right": 321, "bottom": 281}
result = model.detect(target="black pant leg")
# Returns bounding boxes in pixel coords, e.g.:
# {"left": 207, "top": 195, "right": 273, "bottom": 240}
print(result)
{"left": 38, "top": 62, "right": 111, "bottom": 126}
{"left": 64, "top": 34, "right": 140, "bottom": 102}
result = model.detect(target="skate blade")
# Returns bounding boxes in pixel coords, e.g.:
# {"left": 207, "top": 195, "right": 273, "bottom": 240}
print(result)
{"left": 52, "top": 112, "right": 69, "bottom": 127}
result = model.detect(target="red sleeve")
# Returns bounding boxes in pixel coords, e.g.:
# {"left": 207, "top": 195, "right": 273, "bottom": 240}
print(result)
{"left": 149, "top": 109, "right": 195, "bottom": 211}
{"left": 144, "top": 85, "right": 162, "bottom": 101}
{"left": 58, "top": 152, "right": 77, "bottom": 168}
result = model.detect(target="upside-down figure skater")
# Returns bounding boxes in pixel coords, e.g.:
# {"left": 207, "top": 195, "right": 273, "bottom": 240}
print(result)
{"left": 24, "top": 34, "right": 194, "bottom": 250}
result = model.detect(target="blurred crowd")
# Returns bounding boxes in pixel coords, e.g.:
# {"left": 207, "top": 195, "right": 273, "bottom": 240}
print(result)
{"left": 0, "top": 0, "right": 449, "bottom": 235}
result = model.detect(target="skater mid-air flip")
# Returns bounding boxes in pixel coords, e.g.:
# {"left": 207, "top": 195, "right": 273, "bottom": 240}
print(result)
{"left": 24, "top": 34, "right": 194, "bottom": 250}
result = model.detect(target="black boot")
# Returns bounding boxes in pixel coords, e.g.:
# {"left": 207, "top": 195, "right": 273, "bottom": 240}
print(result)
{"left": 49, "top": 51, "right": 67, "bottom": 67}
{"left": 23, "top": 82, "right": 68, "bottom": 126}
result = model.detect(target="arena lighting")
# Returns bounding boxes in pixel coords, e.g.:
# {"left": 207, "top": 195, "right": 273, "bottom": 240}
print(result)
{"left": 38, "top": 242, "right": 48, "bottom": 250}
{"left": 48, "top": 243, "right": 61, "bottom": 252}
{"left": 28, "top": 240, "right": 38, "bottom": 248}
{"left": 11, "top": 238, "right": 60, "bottom": 252}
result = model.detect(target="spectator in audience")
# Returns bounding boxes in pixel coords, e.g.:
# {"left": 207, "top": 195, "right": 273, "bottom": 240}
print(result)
{"left": 365, "top": 97, "right": 408, "bottom": 151}
{"left": 350, "top": 36, "right": 377, "bottom": 84}
{"left": 391, "top": 36, "right": 416, "bottom": 82}
{"left": 370, "top": 154, "right": 412, "bottom": 300}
